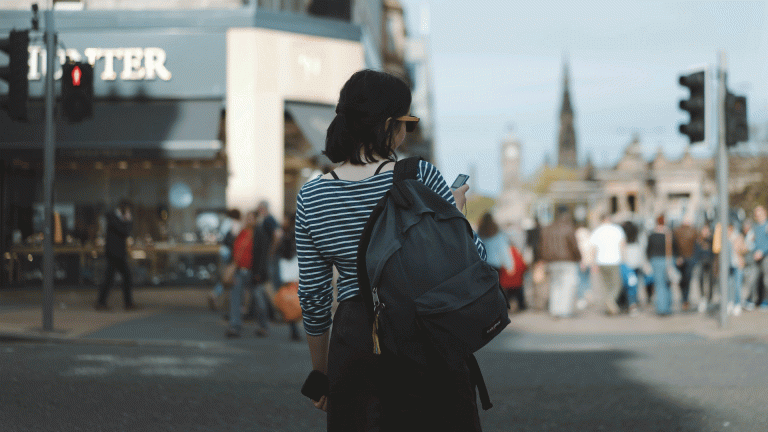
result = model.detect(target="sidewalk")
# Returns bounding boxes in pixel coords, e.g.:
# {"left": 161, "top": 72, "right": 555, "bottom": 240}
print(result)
{"left": 2, "top": 286, "right": 768, "bottom": 344}
{"left": 0, "top": 286, "right": 215, "bottom": 343}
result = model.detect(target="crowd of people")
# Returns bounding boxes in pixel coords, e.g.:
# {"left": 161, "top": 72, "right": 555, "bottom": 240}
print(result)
{"left": 207, "top": 201, "right": 302, "bottom": 341}
{"left": 479, "top": 205, "right": 768, "bottom": 319}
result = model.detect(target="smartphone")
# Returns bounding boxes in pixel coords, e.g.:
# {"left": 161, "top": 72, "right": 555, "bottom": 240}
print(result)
{"left": 451, "top": 174, "right": 470, "bottom": 191}
{"left": 301, "top": 370, "right": 329, "bottom": 401}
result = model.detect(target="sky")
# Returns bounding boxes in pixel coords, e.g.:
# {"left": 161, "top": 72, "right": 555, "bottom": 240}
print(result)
{"left": 397, "top": 0, "right": 768, "bottom": 197}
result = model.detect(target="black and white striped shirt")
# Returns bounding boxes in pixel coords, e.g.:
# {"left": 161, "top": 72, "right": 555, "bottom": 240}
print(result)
{"left": 296, "top": 160, "right": 487, "bottom": 336}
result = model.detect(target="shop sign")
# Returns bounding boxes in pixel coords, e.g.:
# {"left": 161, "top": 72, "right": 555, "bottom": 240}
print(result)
{"left": 27, "top": 46, "right": 172, "bottom": 82}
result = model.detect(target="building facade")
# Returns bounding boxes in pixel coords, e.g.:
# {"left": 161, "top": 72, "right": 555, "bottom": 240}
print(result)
{"left": 1, "top": 1, "right": 429, "bottom": 286}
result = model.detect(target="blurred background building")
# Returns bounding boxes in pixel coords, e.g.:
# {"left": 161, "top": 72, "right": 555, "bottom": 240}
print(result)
{"left": 496, "top": 58, "right": 763, "bottom": 235}
{"left": 0, "top": 0, "right": 435, "bottom": 287}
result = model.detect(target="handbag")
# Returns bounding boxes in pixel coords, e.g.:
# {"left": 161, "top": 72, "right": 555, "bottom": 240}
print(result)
{"left": 274, "top": 282, "right": 302, "bottom": 323}
{"left": 221, "top": 262, "right": 237, "bottom": 286}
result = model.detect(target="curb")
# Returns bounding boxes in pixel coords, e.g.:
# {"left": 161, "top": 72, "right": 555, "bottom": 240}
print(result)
{"left": 0, "top": 331, "right": 228, "bottom": 349}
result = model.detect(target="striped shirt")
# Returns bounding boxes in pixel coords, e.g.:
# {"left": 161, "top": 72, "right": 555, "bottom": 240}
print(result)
{"left": 296, "top": 160, "right": 487, "bottom": 336}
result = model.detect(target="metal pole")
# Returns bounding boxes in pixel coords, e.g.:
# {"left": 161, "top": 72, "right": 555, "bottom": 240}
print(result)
{"left": 42, "top": 10, "right": 56, "bottom": 332}
{"left": 717, "top": 51, "right": 729, "bottom": 329}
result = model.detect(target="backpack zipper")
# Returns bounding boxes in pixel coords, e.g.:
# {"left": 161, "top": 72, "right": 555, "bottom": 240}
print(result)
{"left": 372, "top": 286, "right": 384, "bottom": 355}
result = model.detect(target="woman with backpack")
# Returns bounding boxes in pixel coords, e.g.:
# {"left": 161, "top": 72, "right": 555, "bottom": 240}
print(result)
{"left": 296, "top": 70, "right": 488, "bottom": 430}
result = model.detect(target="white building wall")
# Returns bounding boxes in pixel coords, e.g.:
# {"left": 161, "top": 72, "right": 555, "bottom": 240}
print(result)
{"left": 226, "top": 27, "right": 364, "bottom": 217}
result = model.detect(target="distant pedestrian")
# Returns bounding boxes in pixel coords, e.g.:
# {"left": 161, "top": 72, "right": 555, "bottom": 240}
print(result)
{"left": 246, "top": 201, "right": 280, "bottom": 322}
{"left": 500, "top": 244, "right": 528, "bottom": 311}
{"left": 646, "top": 215, "right": 672, "bottom": 315}
{"left": 526, "top": 218, "right": 548, "bottom": 310}
{"left": 274, "top": 212, "right": 302, "bottom": 341}
{"left": 742, "top": 219, "right": 759, "bottom": 310}
{"left": 208, "top": 209, "right": 242, "bottom": 311}
{"left": 95, "top": 200, "right": 136, "bottom": 311}
{"left": 589, "top": 214, "right": 626, "bottom": 315}
{"left": 226, "top": 211, "right": 270, "bottom": 338}
{"left": 478, "top": 212, "right": 514, "bottom": 286}
{"left": 621, "top": 220, "right": 644, "bottom": 313}
{"left": 539, "top": 206, "right": 581, "bottom": 318}
{"left": 673, "top": 215, "right": 698, "bottom": 311}
{"left": 749, "top": 205, "right": 768, "bottom": 309}
{"left": 696, "top": 224, "right": 715, "bottom": 312}
{"left": 726, "top": 222, "right": 748, "bottom": 316}
{"left": 574, "top": 222, "right": 593, "bottom": 310}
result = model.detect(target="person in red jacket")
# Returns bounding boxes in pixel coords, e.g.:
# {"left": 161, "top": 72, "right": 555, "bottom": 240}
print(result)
{"left": 500, "top": 245, "right": 528, "bottom": 311}
{"left": 226, "top": 211, "right": 270, "bottom": 338}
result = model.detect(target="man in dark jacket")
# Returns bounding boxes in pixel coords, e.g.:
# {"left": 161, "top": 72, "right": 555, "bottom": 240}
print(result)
{"left": 539, "top": 207, "right": 582, "bottom": 318}
{"left": 95, "top": 200, "right": 135, "bottom": 310}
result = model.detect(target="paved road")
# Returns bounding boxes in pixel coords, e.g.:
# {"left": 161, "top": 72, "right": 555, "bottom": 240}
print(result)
{"left": 3, "top": 321, "right": 768, "bottom": 432}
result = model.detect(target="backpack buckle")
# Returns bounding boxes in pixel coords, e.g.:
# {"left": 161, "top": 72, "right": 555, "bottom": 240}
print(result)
{"left": 372, "top": 286, "right": 380, "bottom": 307}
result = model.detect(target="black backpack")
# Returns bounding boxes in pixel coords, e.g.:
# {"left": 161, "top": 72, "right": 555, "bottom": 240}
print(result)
{"left": 357, "top": 157, "right": 510, "bottom": 410}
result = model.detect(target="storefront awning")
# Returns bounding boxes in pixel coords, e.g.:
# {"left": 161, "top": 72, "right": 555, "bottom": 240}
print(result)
{"left": 284, "top": 101, "right": 336, "bottom": 157}
{"left": 0, "top": 100, "right": 223, "bottom": 159}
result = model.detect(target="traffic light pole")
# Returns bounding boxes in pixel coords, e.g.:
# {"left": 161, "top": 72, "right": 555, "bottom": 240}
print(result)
{"left": 717, "top": 51, "right": 729, "bottom": 329}
{"left": 42, "top": 10, "right": 56, "bottom": 332}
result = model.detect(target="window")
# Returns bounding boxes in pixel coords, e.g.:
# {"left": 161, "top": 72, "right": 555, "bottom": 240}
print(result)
{"left": 627, "top": 194, "right": 636, "bottom": 213}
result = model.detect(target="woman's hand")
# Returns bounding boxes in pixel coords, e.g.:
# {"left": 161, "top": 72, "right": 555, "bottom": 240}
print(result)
{"left": 312, "top": 395, "right": 328, "bottom": 412}
{"left": 452, "top": 184, "right": 469, "bottom": 210}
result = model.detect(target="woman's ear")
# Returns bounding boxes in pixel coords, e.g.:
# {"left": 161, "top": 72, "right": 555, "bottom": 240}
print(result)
{"left": 384, "top": 117, "right": 392, "bottom": 130}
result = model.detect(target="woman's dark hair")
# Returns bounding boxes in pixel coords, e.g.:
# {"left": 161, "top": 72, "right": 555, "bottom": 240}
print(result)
{"left": 621, "top": 220, "right": 639, "bottom": 243}
{"left": 477, "top": 212, "right": 499, "bottom": 239}
{"left": 323, "top": 70, "right": 412, "bottom": 165}
{"left": 226, "top": 209, "right": 241, "bottom": 220}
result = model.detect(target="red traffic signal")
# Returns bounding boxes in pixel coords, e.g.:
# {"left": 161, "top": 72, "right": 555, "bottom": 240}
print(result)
{"left": 62, "top": 62, "right": 93, "bottom": 123}
{"left": 71, "top": 65, "right": 82, "bottom": 87}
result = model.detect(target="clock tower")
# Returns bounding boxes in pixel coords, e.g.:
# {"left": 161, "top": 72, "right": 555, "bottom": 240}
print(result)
{"left": 502, "top": 129, "right": 521, "bottom": 190}
{"left": 496, "top": 127, "right": 532, "bottom": 230}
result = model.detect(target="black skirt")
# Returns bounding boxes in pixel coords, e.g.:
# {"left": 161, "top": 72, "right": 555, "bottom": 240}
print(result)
{"left": 327, "top": 296, "right": 482, "bottom": 432}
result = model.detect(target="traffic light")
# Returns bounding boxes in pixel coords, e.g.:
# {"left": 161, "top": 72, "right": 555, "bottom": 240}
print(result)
{"left": 61, "top": 61, "right": 94, "bottom": 123}
{"left": 0, "top": 29, "right": 30, "bottom": 122}
{"left": 678, "top": 70, "right": 706, "bottom": 144}
{"left": 726, "top": 93, "right": 748, "bottom": 147}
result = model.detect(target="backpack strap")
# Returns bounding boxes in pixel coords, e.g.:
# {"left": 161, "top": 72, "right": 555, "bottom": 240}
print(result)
{"left": 467, "top": 354, "right": 493, "bottom": 410}
{"left": 374, "top": 160, "right": 393, "bottom": 174}
{"left": 329, "top": 160, "right": 391, "bottom": 179}
{"left": 393, "top": 156, "right": 422, "bottom": 182}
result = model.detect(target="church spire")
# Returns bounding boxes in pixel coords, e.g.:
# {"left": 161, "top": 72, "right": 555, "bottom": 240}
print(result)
{"left": 558, "top": 55, "right": 577, "bottom": 169}
{"left": 560, "top": 60, "right": 573, "bottom": 115}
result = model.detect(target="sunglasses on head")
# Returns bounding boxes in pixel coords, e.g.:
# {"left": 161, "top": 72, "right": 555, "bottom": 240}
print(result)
{"left": 395, "top": 115, "right": 420, "bottom": 133}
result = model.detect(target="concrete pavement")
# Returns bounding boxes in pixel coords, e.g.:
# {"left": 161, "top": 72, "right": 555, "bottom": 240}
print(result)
{"left": 1, "top": 285, "right": 768, "bottom": 344}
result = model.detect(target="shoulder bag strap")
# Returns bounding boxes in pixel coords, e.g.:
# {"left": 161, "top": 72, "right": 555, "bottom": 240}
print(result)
{"left": 467, "top": 354, "right": 493, "bottom": 410}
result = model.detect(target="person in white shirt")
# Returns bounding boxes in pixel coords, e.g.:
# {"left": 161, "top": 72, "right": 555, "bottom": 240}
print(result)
{"left": 589, "top": 214, "right": 626, "bottom": 315}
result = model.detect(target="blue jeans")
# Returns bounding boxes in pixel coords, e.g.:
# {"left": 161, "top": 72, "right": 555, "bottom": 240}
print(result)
{"left": 229, "top": 268, "right": 269, "bottom": 330}
{"left": 577, "top": 267, "right": 590, "bottom": 300}
{"left": 212, "top": 245, "right": 233, "bottom": 297}
{"left": 625, "top": 268, "right": 638, "bottom": 307}
{"left": 651, "top": 257, "right": 671, "bottom": 314}
{"left": 730, "top": 267, "right": 743, "bottom": 306}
